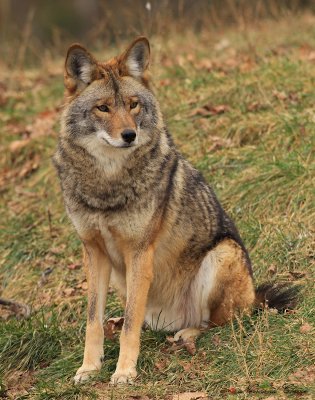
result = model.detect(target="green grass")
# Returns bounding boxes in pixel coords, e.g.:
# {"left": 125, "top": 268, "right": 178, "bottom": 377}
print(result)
{"left": 0, "top": 14, "right": 315, "bottom": 399}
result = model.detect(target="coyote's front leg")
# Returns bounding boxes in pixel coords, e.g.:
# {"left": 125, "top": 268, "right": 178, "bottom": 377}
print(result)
{"left": 111, "top": 246, "right": 154, "bottom": 384}
{"left": 74, "top": 239, "right": 112, "bottom": 383}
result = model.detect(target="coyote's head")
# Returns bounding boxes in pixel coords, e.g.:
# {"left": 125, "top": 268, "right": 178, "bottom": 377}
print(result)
{"left": 62, "top": 37, "right": 161, "bottom": 155}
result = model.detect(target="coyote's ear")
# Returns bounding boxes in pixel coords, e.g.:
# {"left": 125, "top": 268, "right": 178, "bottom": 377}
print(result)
{"left": 120, "top": 37, "right": 150, "bottom": 81}
{"left": 64, "top": 44, "right": 99, "bottom": 93}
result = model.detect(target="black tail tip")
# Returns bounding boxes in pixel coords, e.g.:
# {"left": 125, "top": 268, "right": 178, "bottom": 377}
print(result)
{"left": 255, "top": 282, "right": 301, "bottom": 312}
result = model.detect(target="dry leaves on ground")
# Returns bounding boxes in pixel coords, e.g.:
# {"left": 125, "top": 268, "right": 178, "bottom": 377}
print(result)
{"left": 0, "top": 154, "right": 40, "bottom": 188}
{"left": 76, "top": 280, "right": 88, "bottom": 291}
{"left": 63, "top": 287, "right": 76, "bottom": 297}
{"left": 189, "top": 103, "right": 229, "bottom": 118}
{"left": 104, "top": 316, "right": 124, "bottom": 340}
{"left": 288, "top": 365, "right": 315, "bottom": 384}
{"left": 4, "top": 370, "right": 35, "bottom": 399}
{"left": 267, "top": 264, "right": 277, "bottom": 275}
{"left": 67, "top": 263, "right": 81, "bottom": 270}
{"left": 208, "top": 135, "right": 233, "bottom": 152}
{"left": 8, "top": 109, "right": 58, "bottom": 154}
{"left": 0, "top": 81, "right": 8, "bottom": 106}
{"left": 299, "top": 322, "right": 312, "bottom": 334}
{"left": 166, "top": 335, "right": 197, "bottom": 355}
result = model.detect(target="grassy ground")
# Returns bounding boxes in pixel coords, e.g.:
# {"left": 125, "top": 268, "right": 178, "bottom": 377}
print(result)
{"left": 0, "top": 13, "right": 314, "bottom": 400}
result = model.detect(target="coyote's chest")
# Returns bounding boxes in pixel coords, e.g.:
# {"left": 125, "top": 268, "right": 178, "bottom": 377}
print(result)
{"left": 68, "top": 200, "right": 156, "bottom": 264}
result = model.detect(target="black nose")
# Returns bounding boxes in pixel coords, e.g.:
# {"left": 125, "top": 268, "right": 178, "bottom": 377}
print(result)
{"left": 121, "top": 129, "right": 136, "bottom": 144}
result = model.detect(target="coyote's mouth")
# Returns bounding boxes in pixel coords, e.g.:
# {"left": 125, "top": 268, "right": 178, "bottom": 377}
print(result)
{"left": 102, "top": 137, "right": 135, "bottom": 149}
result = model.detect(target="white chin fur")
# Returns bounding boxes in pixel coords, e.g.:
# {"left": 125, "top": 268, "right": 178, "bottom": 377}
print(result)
{"left": 77, "top": 129, "right": 141, "bottom": 176}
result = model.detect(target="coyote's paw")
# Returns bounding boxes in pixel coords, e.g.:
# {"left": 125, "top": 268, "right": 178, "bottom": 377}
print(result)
{"left": 74, "top": 365, "right": 100, "bottom": 384}
{"left": 174, "top": 327, "right": 201, "bottom": 342}
{"left": 110, "top": 367, "right": 137, "bottom": 385}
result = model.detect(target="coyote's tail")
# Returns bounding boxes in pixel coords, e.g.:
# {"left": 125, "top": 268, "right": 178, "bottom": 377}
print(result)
{"left": 254, "top": 282, "right": 300, "bottom": 311}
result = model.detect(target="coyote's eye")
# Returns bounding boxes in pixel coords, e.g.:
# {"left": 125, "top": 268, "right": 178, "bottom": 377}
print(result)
{"left": 130, "top": 101, "right": 138, "bottom": 109}
{"left": 97, "top": 105, "right": 109, "bottom": 112}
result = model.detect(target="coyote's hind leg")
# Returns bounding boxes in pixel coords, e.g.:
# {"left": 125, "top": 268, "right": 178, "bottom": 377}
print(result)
{"left": 208, "top": 239, "right": 255, "bottom": 327}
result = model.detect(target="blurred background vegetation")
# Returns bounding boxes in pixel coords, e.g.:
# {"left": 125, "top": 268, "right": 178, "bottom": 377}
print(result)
{"left": 1, "top": 0, "right": 315, "bottom": 67}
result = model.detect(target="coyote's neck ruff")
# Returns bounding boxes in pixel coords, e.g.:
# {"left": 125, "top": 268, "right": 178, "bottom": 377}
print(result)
{"left": 54, "top": 37, "right": 298, "bottom": 385}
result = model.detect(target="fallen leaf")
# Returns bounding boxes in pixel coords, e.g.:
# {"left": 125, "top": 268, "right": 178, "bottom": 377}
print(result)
{"left": 273, "top": 90, "right": 287, "bottom": 101}
{"left": 50, "top": 245, "right": 66, "bottom": 255}
{"left": 247, "top": 101, "right": 267, "bottom": 112}
{"left": 0, "top": 154, "right": 40, "bottom": 188}
{"left": 308, "top": 51, "right": 315, "bottom": 61}
{"left": 16, "top": 154, "right": 40, "bottom": 180}
{"left": 0, "top": 82, "right": 7, "bottom": 106}
{"left": 289, "top": 270, "right": 307, "bottom": 279}
{"left": 104, "top": 316, "right": 124, "bottom": 340}
{"left": 166, "top": 334, "right": 197, "bottom": 355}
{"left": 159, "top": 78, "right": 172, "bottom": 87}
{"left": 190, "top": 103, "right": 229, "bottom": 118}
{"left": 76, "top": 280, "right": 88, "bottom": 290}
{"left": 300, "top": 322, "right": 312, "bottom": 334}
{"left": 214, "top": 38, "right": 230, "bottom": 51}
{"left": 39, "top": 267, "right": 54, "bottom": 286}
{"left": 9, "top": 139, "right": 30, "bottom": 153}
{"left": 289, "top": 365, "right": 315, "bottom": 384}
{"left": 267, "top": 264, "right": 277, "bottom": 275}
{"left": 184, "top": 337, "right": 197, "bottom": 355}
{"left": 208, "top": 136, "right": 233, "bottom": 152}
{"left": 5, "top": 122, "right": 28, "bottom": 136}
{"left": 25, "top": 109, "right": 57, "bottom": 139}
{"left": 107, "top": 316, "right": 124, "bottom": 329}
{"left": 240, "top": 59, "right": 256, "bottom": 72}
{"left": 161, "top": 54, "right": 174, "bottom": 68}
{"left": 67, "top": 263, "right": 81, "bottom": 270}
{"left": 212, "top": 334, "right": 221, "bottom": 347}
{"left": 63, "top": 287, "right": 75, "bottom": 296}
{"left": 0, "top": 153, "right": 40, "bottom": 186}
{"left": 154, "top": 359, "right": 167, "bottom": 371}
{"left": 190, "top": 107, "right": 212, "bottom": 117}
{"left": 5, "top": 370, "right": 35, "bottom": 399}
{"left": 195, "top": 59, "right": 213, "bottom": 71}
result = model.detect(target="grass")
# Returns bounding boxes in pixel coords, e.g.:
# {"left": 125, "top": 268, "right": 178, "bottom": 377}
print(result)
{"left": 0, "top": 13, "right": 315, "bottom": 400}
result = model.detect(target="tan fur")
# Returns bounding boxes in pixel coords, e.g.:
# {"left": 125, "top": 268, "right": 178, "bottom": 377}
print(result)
{"left": 74, "top": 233, "right": 111, "bottom": 382}
{"left": 208, "top": 239, "right": 255, "bottom": 327}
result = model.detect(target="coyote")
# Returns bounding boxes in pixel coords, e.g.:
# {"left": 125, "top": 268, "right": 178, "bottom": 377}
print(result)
{"left": 53, "top": 37, "right": 298, "bottom": 384}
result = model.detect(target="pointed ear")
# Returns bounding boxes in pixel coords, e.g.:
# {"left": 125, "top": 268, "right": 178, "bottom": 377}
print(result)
{"left": 119, "top": 37, "right": 150, "bottom": 81}
{"left": 64, "top": 44, "right": 99, "bottom": 94}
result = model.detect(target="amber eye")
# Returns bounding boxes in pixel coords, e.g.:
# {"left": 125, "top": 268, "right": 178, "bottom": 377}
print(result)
{"left": 97, "top": 105, "right": 109, "bottom": 112}
{"left": 130, "top": 101, "right": 138, "bottom": 110}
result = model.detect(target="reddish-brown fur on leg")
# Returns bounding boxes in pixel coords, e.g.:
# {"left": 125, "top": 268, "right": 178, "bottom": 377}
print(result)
{"left": 208, "top": 239, "right": 255, "bottom": 327}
